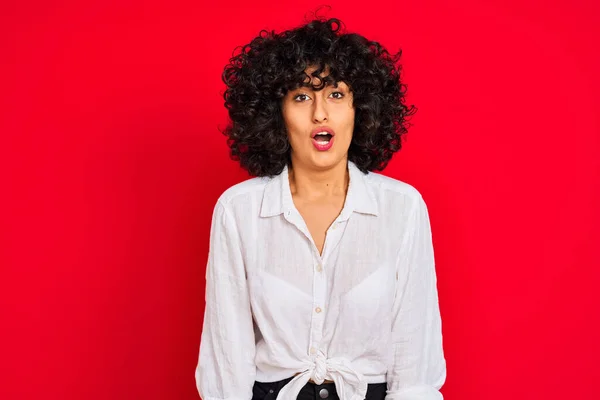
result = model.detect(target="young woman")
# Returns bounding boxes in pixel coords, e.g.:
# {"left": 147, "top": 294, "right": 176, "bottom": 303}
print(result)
{"left": 195, "top": 17, "right": 446, "bottom": 400}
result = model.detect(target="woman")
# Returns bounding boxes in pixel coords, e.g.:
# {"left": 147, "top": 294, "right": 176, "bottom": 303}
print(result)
{"left": 195, "top": 17, "right": 446, "bottom": 400}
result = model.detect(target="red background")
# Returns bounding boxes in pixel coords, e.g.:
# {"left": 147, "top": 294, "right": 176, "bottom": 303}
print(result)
{"left": 1, "top": 1, "right": 599, "bottom": 399}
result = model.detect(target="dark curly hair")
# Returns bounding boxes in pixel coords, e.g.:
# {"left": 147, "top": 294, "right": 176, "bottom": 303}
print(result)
{"left": 221, "top": 16, "right": 416, "bottom": 177}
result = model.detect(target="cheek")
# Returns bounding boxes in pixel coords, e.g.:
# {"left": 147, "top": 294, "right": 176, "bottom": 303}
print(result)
{"left": 282, "top": 107, "right": 302, "bottom": 133}
{"left": 282, "top": 109, "right": 310, "bottom": 146}
{"left": 344, "top": 109, "right": 356, "bottom": 134}
{"left": 282, "top": 121, "right": 303, "bottom": 149}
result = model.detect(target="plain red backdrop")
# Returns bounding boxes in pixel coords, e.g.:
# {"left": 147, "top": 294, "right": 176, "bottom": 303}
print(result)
{"left": 1, "top": 1, "right": 599, "bottom": 399}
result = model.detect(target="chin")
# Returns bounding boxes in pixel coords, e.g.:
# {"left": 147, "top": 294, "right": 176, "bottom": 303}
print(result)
{"left": 308, "top": 153, "right": 346, "bottom": 170}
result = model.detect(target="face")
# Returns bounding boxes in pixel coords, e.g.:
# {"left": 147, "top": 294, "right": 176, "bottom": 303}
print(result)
{"left": 281, "top": 68, "right": 355, "bottom": 171}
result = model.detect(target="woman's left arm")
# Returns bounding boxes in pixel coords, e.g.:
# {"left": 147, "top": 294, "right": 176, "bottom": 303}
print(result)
{"left": 386, "top": 192, "right": 447, "bottom": 400}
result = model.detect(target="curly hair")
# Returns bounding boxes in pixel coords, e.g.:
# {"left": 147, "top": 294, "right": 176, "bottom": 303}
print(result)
{"left": 221, "top": 17, "right": 416, "bottom": 177}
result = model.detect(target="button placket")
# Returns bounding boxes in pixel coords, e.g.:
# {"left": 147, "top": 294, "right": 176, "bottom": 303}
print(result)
{"left": 309, "top": 254, "right": 327, "bottom": 357}
{"left": 324, "top": 217, "right": 348, "bottom": 259}
{"left": 308, "top": 218, "right": 347, "bottom": 360}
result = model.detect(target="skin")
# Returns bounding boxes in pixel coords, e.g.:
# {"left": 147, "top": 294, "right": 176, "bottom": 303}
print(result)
{"left": 281, "top": 67, "right": 355, "bottom": 256}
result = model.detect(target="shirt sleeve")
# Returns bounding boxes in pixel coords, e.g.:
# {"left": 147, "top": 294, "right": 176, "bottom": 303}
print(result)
{"left": 385, "top": 193, "right": 447, "bottom": 400}
{"left": 195, "top": 200, "right": 256, "bottom": 400}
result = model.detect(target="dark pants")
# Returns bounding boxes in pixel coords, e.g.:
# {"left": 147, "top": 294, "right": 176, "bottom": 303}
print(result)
{"left": 252, "top": 375, "right": 387, "bottom": 400}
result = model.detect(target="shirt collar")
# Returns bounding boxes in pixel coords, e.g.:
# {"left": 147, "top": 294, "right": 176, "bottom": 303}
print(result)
{"left": 260, "top": 160, "right": 379, "bottom": 218}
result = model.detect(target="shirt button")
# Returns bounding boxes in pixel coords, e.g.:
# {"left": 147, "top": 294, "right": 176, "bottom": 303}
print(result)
{"left": 310, "top": 347, "right": 316, "bottom": 354}
{"left": 315, "top": 307, "right": 322, "bottom": 313}
{"left": 319, "top": 388, "right": 329, "bottom": 398}
{"left": 316, "top": 264, "right": 323, "bottom": 272}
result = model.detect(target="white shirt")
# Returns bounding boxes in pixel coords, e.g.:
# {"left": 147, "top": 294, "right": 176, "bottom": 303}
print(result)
{"left": 195, "top": 160, "right": 446, "bottom": 400}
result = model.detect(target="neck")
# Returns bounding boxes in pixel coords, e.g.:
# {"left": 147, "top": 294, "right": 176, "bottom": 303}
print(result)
{"left": 288, "top": 158, "right": 349, "bottom": 200}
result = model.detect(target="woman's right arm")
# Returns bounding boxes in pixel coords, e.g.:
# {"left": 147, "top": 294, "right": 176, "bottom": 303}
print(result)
{"left": 195, "top": 200, "right": 256, "bottom": 400}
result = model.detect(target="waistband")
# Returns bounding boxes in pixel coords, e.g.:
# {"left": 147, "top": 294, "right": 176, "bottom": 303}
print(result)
{"left": 253, "top": 375, "right": 388, "bottom": 399}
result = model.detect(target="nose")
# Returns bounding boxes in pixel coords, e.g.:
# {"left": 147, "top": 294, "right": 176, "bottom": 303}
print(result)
{"left": 312, "top": 95, "right": 328, "bottom": 123}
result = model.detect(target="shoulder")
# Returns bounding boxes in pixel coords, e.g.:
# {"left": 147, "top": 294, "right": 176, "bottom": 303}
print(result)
{"left": 365, "top": 170, "right": 424, "bottom": 203}
{"left": 363, "top": 170, "right": 429, "bottom": 222}
{"left": 214, "top": 175, "right": 271, "bottom": 210}
{"left": 364, "top": 171, "right": 431, "bottom": 227}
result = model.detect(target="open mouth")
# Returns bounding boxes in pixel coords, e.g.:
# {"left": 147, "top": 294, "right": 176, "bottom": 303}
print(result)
{"left": 313, "top": 133, "right": 333, "bottom": 143}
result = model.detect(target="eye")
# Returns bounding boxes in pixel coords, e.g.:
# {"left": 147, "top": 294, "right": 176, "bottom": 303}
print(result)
{"left": 329, "top": 91, "right": 344, "bottom": 99}
{"left": 293, "top": 93, "right": 311, "bottom": 102}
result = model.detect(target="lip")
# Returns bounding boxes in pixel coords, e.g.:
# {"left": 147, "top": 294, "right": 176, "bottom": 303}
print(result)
{"left": 310, "top": 127, "right": 335, "bottom": 138}
{"left": 311, "top": 128, "right": 335, "bottom": 151}
{"left": 310, "top": 127, "right": 335, "bottom": 151}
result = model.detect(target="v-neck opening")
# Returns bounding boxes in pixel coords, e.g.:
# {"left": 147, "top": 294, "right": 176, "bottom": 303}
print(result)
{"left": 281, "top": 162, "right": 356, "bottom": 260}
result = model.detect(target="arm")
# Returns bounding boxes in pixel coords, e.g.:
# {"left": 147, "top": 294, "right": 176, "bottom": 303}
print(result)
{"left": 386, "top": 193, "right": 446, "bottom": 400}
{"left": 195, "top": 200, "right": 256, "bottom": 400}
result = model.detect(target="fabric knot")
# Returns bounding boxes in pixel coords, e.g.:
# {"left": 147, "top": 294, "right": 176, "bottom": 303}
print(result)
{"left": 273, "top": 353, "right": 368, "bottom": 400}
{"left": 311, "top": 350, "right": 328, "bottom": 384}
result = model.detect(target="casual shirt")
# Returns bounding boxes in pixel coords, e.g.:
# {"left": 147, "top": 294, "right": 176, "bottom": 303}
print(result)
{"left": 195, "top": 160, "right": 446, "bottom": 400}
